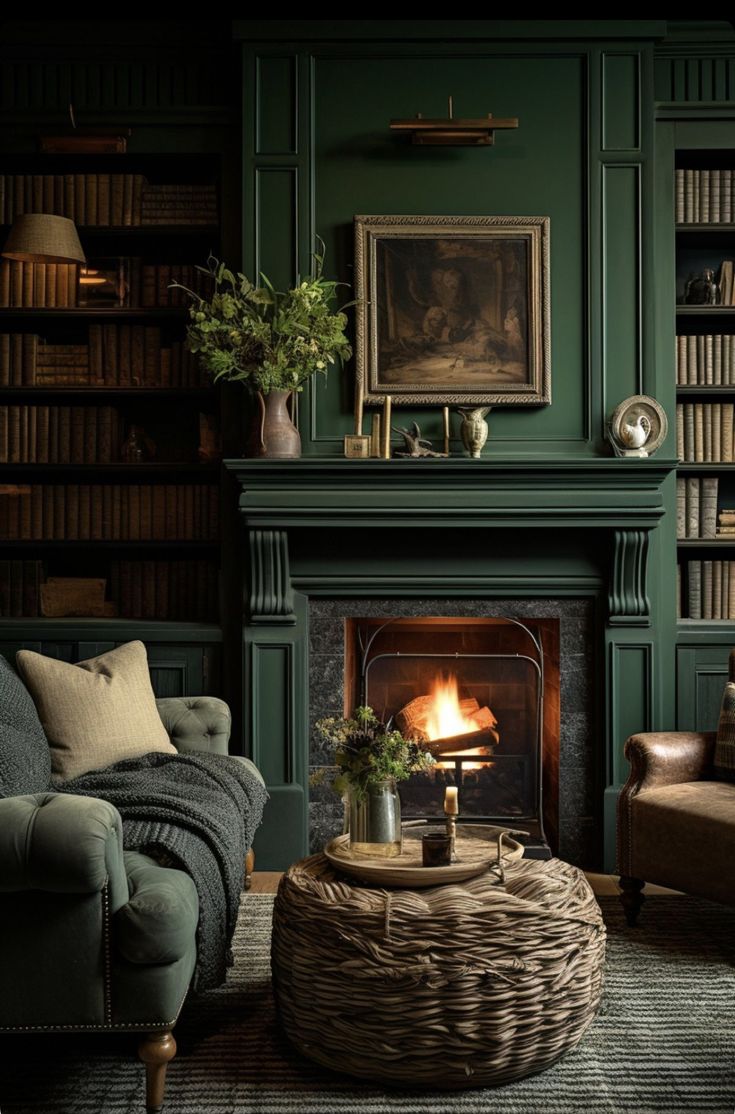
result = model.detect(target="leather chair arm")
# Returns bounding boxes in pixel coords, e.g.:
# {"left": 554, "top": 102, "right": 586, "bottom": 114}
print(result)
{"left": 0, "top": 793, "right": 129, "bottom": 912}
{"left": 155, "top": 696, "right": 231, "bottom": 756}
{"left": 622, "top": 731, "right": 715, "bottom": 795}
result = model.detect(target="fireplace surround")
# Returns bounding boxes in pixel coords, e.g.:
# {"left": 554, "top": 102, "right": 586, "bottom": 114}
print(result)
{"left": 225, "top": 455, "right": 675, "bottom": 869}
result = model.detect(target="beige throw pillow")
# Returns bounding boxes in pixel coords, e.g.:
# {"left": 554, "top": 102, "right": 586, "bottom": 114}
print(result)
{"left": 16, "top": 640, "right": 176, "bottom": 781}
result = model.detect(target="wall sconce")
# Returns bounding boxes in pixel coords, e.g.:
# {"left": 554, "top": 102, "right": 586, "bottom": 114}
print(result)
{"left": 390, "top": 95, "right": 518, "bottom": 147}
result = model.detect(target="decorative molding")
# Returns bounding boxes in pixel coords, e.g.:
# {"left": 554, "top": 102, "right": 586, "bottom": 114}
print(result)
{"left": 248, "top": 528, "right": 296, "bottom": 625}
{"left": 654, "top": 54, "right": 735, "bottom": 103}
{"left": 609, "top": 528, "right": 650, "bottom": 625}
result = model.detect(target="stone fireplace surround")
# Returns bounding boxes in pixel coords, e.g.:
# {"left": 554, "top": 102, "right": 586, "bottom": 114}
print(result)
{"left": 309, "top": 598, "right": 595, "bottom": 864}
{"left": 225, "top": 455, "right": 674, "bottom": 870}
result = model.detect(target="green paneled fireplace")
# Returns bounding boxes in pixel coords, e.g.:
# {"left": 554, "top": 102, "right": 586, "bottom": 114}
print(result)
{"left": 226, "top": 456, "right": 675, "bottom": 869}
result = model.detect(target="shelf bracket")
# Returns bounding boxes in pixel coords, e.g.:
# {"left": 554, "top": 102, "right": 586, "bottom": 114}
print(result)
{"left": 608, "top": 528, "right": 651, "bottom": 627}
{"left": 247, "top": 528, "right": 295, "bottom": 625}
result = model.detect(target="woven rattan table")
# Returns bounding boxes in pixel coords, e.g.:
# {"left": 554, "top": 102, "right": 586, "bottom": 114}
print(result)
{"left": 272, "top": 853, "right": 606, "bottom": 1088}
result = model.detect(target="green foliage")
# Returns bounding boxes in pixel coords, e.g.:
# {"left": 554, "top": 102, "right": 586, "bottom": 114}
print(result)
{"left": 172, "top": 240, "right": 352, "bottom": 395}
{"left": 315, "top": 706, "right": 435, "bottom": 799}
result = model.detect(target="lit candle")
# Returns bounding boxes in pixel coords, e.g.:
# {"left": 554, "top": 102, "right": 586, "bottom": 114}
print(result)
{"left": 355, "top": 378, "right": 365, "bottom": 436}
{"left": 444, "top": 786, "right": 459, "bottom": 815}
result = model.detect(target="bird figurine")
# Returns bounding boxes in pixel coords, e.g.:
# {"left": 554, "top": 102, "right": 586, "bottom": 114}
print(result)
{"left": 620, "top": 412, "right": 651, "bottom": 451}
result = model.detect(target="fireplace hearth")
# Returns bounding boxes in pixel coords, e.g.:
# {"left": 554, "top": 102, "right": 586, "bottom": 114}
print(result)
{"left": 344, "top": 616, "right": 556, "bottom": 858}
{"left": 310, "top": 598, "right": 592, "bottom": 865}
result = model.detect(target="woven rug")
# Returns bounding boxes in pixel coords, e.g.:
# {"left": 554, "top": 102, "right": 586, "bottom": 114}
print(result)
{"left": 1, "top": 893, "right": 734, "bottom": 1114}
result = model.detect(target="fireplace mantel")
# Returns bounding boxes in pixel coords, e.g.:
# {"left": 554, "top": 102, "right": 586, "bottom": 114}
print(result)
{"left": 225, "top": 456, "right": 675, "bottom": 530}
{"left": 225, "top": 455, "right": 677, "bottom": 869}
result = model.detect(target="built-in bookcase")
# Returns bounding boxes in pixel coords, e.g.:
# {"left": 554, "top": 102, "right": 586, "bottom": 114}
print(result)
{"left": 675, "top": 148, "right": 735, "bottom": 620}
{"left": 0, "top": 152, "right": 223, "bottom": 627}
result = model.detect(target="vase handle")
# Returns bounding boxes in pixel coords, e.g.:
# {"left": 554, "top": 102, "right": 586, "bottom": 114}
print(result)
{"left": 257, "top": 391, "right": 266, "bottom": 453}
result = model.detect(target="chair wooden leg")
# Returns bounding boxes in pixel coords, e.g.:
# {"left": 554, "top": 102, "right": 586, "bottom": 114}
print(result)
{"left": 138, "top": 1029, "right": 176, "bottom": 1114}
{"left": 619, "top": 875, "right": 645, "bottom": 926}
{"left": 244, "top": 848, "right": 255, "bottom": 891}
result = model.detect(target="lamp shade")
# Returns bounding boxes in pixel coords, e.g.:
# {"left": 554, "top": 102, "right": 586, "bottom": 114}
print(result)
{"left": 2, "top": 213, "right": 85, "bottom": 264}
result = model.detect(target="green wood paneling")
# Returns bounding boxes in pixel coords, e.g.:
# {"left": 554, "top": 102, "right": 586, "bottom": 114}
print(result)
{"left": 608, "top": 641, "right": 653, "bottom": 784}
{"left": 256, "top": 56, "right": 297, "bottom": 154}
{"left": 603, "top": 54, "right": 640, "bottom": 150}
{"left": 602, "top": 165, "right": 641, "bottom": 406}
{"left": 677, "top": 642, "right": 731, "bottom": 731}
{"left": 255, "top": 167, "right": 298, "bottom": 287}
{"left": 307, "top": 51, "right": 586, "bottom": 453}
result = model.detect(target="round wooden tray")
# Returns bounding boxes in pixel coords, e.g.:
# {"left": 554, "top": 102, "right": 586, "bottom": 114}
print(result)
{"left": 324, "top": 824, "right": 524, "bottom": 887}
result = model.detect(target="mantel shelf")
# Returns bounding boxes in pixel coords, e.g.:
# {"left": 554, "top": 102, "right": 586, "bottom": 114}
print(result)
{"left": 225, "top": 456, "right": 676, "bottom": 530}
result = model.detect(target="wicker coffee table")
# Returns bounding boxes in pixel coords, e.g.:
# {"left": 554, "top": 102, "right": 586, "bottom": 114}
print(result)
{"left": 271, "top": 853, "right": 605, "bottom": 1089}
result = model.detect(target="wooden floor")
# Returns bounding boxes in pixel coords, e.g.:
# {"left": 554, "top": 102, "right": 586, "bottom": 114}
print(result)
{"left": 251, "top": 871, "right": 680, "bottom": 897}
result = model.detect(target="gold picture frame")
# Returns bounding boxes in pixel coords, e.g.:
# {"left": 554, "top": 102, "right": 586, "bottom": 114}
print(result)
{"left": 354, "top": 215, "right": 551, "bottom": 406}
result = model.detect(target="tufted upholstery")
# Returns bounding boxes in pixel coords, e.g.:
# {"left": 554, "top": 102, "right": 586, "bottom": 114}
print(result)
{"left": 0, "top": 792, "right": 128, "bottom": 912}
{"left": 155, "top": 696, "right": 231, "bottom": 756}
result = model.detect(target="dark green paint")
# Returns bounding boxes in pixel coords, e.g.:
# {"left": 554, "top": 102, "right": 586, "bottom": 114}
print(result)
{"left": 603, "top": 54, "right": 640, "bottom": 151}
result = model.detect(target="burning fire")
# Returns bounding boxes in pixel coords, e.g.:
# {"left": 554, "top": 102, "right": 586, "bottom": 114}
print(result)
{"left": 424, "top": 674, "right": 481, "bottom": 741}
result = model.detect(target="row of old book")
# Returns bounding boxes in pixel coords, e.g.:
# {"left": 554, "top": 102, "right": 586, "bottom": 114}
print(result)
{"left": 676, "top": 334, "right": 735, "bottom": 385}
{"left": 676, "top": 477, "right": 719, "bottom": 538}
{"left": 675, "top": 168, "right": 735, "bottom": 224}
{"left": 0, "top": 560, "right": 218, "bottom": 620}
{"left": 679, "top": 560, "right": 735, "bottom": 619}
{"left": 0, "top": 560, "right": 41, "bottom": 616}
{"left": 0, "top": 175, "right": 217, "bottom": 226}
{"left": 676, "top": 402, "right": 735, "bottom": 461}
{"left": 0, "top": 329, "right": 206, "bottom": 387}
{"left": 109, "top": 560, "right": 218, "bottom": 621}
{"left": 0, "top": 405, "right": 122, "bottom": 463}
{"left": 0, "top": 485, "right": 219, "bottom": 541}
{"left": 0, "top": 260, "right": 212, "bottom": 310}
{"left": 0, "top": 261, "right": 78, "bottom": 307}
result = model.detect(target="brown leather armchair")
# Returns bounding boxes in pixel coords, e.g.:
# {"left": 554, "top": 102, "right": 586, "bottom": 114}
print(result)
{"left": 617, "top": 657, "right": 735, "bottom": 925}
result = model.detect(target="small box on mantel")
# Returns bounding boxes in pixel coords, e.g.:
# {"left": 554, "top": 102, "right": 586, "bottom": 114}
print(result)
{"left": 343, "top": 434, "right": 371, "bottom": 459}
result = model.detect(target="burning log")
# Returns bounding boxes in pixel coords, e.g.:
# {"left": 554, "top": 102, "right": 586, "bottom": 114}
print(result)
{"left": 425, "top": 727, "right": 498, "bottom": 758}
{"left": 396, "top": 694, "right": 481, "bottom": 740}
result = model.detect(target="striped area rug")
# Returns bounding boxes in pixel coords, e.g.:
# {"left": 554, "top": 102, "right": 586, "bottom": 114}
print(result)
{"left": 1, "top": 893, "right": 734, "bottom": 1113}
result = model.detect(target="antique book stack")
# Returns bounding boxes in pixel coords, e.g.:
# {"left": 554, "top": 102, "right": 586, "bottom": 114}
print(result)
{"left": 0, "top": 485, "right": 219, "bottom": 541}
{"left": 0, "top": 560, "right": 42, "bottom": 617}
{"left": 109, "top": 560, "right": 218, "bottom": 621}
{"left": 0, "top": 405, "right": 122, "bottom": 463}
{"left": 0, "top": 174, "right": 216, "bottom": 226}
{"left": 676, "top": 335, "right": 735, "bottom": 384}
{"left": 675, "top": 402, "right": 735, "bottom": 461}
{"left": 682, "top": 559, "right": 735, "bottom": 619}
{"left": 675, "top": 168, "right": 735, "bottom": 223}
{"left": 676, "top": 476, "right": 719, "bottom": 539}
{"left": 0, "top": 261, "right": 78, "bottom": 307}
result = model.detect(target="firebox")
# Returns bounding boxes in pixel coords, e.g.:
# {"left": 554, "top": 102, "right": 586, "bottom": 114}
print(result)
{"left": 344, "top": 617, "right": 560, "bottom": 858}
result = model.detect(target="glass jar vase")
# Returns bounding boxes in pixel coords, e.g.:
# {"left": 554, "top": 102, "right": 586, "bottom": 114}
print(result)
{"left": 348, "top": 778, "right": 402, "bottom": 858}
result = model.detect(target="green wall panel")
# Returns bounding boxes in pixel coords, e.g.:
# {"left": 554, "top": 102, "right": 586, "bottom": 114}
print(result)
{"left": 309, "top": 53, "right": 586, "bottom": 452}
{"left": 255, "top": 167, "right": 298, "bottom": 287}
{"left": 256, "top": 56, "right": 297, "bottom": 154}
{"left": 248, "top": 643, "right": 293, "bottom": 783}
{"left": 602, "top": 165, "right": 641, "bottom": 408}
{"left": 609, "top": 641, "right": 653, "bottom": 785}
{"left": 602, "top": 54, "right": 639, "bottom": 150}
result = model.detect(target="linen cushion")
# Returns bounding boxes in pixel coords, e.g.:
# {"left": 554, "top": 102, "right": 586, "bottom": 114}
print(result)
{"left": 714, "top": 680, "right": 735, "bottom": 782}
{"left": 0, "top": 654, "right": 51, "bottom": 798}
{"left": 16, "top": 640, "right": 175, "bottom": 782}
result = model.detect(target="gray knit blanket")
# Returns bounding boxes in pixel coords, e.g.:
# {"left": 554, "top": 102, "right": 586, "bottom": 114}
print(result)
{"left": 60, "top": 751, "right": 267, "bottom": 991}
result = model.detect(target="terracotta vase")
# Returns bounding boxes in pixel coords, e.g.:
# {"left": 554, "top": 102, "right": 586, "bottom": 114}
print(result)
{"left": 252, "top": 390, "right": 301, "bottom": 459}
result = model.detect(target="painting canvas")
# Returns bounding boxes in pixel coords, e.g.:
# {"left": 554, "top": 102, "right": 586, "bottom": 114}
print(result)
{"left": 355, "top": 216, "right": 550, "bottom": 406}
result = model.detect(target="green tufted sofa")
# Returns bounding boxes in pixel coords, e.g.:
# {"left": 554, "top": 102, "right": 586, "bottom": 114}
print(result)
{"left": 0, "top": 694, "right": 262, "bottom": 1114}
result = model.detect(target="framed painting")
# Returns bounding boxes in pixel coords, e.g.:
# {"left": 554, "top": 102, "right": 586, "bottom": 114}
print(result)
{"left": 354, "top": 215, "right": 551, "bottom": 406}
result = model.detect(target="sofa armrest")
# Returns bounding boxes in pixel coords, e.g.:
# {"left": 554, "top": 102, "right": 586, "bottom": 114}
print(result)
{"left": 0, "top": 793, "right": 129, "bottom": 912}
{"left": 622, "top": 731, "right": 715, "bottom": 795}
{"left": 156, "top": 696, "right": 231, "bottom": 756}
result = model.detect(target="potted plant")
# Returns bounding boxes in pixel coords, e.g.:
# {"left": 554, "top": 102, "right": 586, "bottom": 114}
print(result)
{"left": 315, "top": 706, "right": 435, "bottom": 858}
{"left": 173, "top": 241, "right": 352, "bottom": 458}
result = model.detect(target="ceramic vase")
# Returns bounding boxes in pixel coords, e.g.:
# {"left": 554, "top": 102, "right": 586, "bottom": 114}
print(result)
{"left": 252, "top": 389, "right": 301, "bottom": 459}
{"left": 457, "top": 406, "right": 491, "bottom": 459}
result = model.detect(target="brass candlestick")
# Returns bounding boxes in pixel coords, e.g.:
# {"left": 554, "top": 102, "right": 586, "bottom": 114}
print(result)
{"left": 445, "top": 813, "right": 457, "bottom": 862}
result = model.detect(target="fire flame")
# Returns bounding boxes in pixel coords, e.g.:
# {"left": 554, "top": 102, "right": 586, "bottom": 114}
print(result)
{"left": 424, "top": 674, "right": 479, "bottom": 742}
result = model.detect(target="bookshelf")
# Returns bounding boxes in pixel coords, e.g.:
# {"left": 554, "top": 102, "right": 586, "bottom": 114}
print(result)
{"left": 675, "top": 150, "right": 735, "bottom": 621}
{"left": 0, "top": 152, "right": 224, "bottom": 631}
